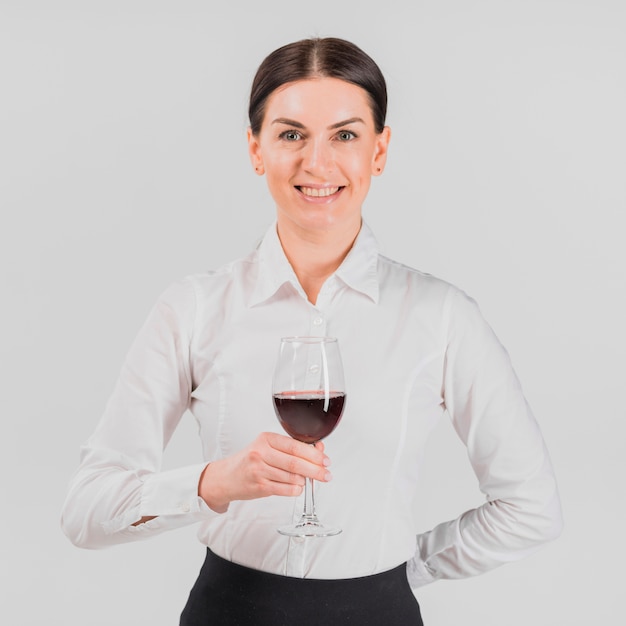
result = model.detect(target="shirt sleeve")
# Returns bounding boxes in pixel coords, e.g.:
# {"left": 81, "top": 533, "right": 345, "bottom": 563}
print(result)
{"left": 409, "top": 287, "right": 563, "bottom": 588}
{"left": 61, "top": 277, "right": 219, "bottom": 549}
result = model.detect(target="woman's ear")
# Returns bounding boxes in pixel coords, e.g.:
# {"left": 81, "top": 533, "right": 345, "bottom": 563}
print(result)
{"left": 247, "top": 127, "right": 265, "bottom": 175}
{"left": 372, "top": 126, "right": 391, "bottom": 176}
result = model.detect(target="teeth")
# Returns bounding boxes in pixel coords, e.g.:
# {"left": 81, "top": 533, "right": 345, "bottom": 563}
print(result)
{"left": 299, "top": 186, "right": 340, "bottom": 197}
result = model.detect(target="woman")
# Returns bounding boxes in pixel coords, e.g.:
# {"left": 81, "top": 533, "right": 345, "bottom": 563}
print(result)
{"left": 62, "top": 37, "right": 563, "bottom": 625}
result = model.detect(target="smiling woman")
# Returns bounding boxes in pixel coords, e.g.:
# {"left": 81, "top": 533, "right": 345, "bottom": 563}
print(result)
{"left": 61, "top": 36, "right": 562, "bottom": 626}
{"left": 247, "top": 77, "right": 391, "bottom": 302}
{"left": 245, "top": 38, "right": 392, "bottom": 305}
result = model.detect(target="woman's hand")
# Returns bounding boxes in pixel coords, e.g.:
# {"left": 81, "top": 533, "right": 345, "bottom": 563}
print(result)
{"left": 198, "top": 432, "right": 331, "bottom": 513}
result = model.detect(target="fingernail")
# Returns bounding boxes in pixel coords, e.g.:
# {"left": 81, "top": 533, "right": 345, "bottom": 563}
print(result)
{"left": 324, "top": 471, "right": 333, "bottom": 481}
{"left": 323, "top": 457, "right": 331, "bottom": 467}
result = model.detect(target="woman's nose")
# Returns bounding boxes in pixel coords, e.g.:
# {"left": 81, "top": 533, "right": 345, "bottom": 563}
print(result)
{"left": 302, "top": 138, "right": 333, "bottom": 175}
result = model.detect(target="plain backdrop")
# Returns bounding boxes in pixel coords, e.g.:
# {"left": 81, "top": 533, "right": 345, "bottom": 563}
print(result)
{"left": 1, "top": 1, "right": 624, "bottom": 624}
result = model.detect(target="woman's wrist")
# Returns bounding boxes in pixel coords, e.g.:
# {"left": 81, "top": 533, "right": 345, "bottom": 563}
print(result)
{"left": 198, "top": 462, "right": 230, "bottom": 514}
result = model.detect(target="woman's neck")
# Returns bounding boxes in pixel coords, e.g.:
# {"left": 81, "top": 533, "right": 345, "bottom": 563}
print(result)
{"left": 276, "top": 218, "right": 361, "bottom": 305}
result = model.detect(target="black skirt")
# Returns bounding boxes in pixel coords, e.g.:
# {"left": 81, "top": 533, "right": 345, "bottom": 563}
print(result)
{"left": 180, "top": 548, "right": 424, "bottom": 626}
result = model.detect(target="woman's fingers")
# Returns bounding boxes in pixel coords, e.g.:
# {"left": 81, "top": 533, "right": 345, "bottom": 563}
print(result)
{"left": 264, "top": 444, "right": 332, "bottom": 484}
{"left": 265, "top": 432, "right": 329, "bottom": 468}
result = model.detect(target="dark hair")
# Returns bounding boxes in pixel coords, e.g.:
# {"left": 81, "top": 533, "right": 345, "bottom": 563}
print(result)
{"left": 248, "top": 37, "right": 387, "bottom": 135}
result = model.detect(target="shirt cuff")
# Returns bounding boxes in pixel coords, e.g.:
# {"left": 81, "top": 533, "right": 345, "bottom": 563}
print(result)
{"left": 406, "top": 556, "right": 437, "bottom": 590}
{"left": 139, "top": 462, "right": 210, "bottom": 517}
{"left": 100, "top": 463, "right": 215, "bottom": 538}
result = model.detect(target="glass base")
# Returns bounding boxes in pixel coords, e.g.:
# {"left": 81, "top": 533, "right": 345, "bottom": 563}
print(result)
{"left": 277, "top": 519, "right": 342, "bottom": 538}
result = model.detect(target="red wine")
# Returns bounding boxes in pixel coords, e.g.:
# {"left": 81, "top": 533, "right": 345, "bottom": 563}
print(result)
{"left": 273, "top": 392, "right": 345, "bottom": 443}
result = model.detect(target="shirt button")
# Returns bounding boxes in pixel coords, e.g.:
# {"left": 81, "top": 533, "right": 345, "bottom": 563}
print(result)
{"left": 180, "top": 503, "right": 190, "bottom": 513}
{"left": 313, "top": 317, "right": 323, "bottom": 326}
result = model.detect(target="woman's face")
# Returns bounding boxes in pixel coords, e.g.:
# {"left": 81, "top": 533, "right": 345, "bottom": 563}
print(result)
{"left": 248, "top": 77, "right": 391, "bottom": 237}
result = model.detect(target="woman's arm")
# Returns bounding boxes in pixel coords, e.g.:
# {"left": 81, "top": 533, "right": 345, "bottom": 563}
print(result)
{"left": 60, "top": 279, "right": 210, "bottom": 548}
{"left": 409, "top": 287, "right": 563, "bottom": 587}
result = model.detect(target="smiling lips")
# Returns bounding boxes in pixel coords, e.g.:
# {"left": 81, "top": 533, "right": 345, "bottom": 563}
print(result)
{"left": 296, "top": 186, "right": 343, "bottom": 198}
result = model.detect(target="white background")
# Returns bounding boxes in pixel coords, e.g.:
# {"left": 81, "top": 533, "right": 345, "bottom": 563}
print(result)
{"left": 1, "top": 1, "right": 624, "bottom": 624}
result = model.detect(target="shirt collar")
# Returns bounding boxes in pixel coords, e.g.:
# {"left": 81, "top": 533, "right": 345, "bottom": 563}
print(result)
{"left": 248, "top": 221, "right": 380, "bottom": 308}
{"left": 334, "top": 222, "right": 379, "bottom": 303}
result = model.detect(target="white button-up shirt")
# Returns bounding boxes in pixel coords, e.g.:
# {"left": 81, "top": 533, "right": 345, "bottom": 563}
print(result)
{"left": 61, "top": 222, "right": 562, "bottom": 587}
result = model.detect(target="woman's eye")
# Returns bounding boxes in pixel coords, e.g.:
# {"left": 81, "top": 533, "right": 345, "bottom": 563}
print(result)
{"left": 280, "top": 130, "right": 302, "bottom": 141}
{"left": 336, "top": 130, "right": 356, "bottom": 141}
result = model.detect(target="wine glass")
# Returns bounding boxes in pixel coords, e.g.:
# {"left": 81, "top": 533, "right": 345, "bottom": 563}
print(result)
{"left": 272, "top": 336, "right": 346, "bottom": 537}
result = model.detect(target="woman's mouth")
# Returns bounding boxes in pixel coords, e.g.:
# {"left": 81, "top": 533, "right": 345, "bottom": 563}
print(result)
{"left": 296, "top": 186, "right": 343, "bottom": 198}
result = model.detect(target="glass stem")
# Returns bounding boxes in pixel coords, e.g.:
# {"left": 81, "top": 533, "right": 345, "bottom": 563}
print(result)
{"left": 302, "top": 477, "right": 319, "bottom": 525}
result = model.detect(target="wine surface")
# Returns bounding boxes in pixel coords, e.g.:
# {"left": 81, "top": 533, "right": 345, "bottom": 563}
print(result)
{"left": 273, "top": 392, "right": 345, "bottom": 443}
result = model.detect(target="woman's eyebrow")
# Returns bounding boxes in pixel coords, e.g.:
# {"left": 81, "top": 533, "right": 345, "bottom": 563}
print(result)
{"left": 271, "top": 118, "right": 306, "bottom": 128}
{"left": 328, "top": 117, "right": 365, "bottom": 129}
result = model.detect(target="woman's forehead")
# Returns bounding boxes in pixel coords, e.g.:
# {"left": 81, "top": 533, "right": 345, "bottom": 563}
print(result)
{"left": 263, "top": 77, "right": 375, "bottom": 125}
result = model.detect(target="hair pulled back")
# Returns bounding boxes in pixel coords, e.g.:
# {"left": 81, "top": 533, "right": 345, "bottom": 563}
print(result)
{"left": 248, "top": 37, "right": 387, "bottom": 135}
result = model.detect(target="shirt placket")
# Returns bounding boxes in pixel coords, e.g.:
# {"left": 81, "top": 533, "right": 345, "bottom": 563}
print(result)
{"left": 310, "top": 309, "right": 326, "bottom": 336}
